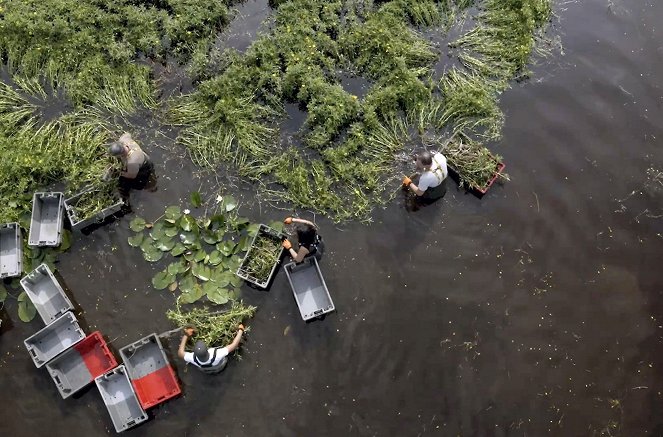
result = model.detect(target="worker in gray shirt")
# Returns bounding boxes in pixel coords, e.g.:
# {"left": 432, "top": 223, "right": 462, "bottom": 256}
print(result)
{"left": 107, "top": 132, "right": 157, "bottom": 200}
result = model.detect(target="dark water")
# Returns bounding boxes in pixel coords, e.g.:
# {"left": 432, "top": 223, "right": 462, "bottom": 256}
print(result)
{"left": 2, "top": 0, "right": 663, "bottom": 435}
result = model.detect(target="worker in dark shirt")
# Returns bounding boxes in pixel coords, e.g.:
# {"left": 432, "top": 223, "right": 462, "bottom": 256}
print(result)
{"left": 282, "top": 217, "right": 324, "bottom": 262}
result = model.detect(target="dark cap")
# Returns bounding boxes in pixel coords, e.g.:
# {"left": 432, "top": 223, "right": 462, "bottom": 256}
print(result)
{"left": 193, "top": 340, "right": 209, "bottom": 362}
{"left": 108, "top": 142, "right": 125, "bottom": 156}
{"left": 417, "top": 151, "right": 432, "bottom": 166}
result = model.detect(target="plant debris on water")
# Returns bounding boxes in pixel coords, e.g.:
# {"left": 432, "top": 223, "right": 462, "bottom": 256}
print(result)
{"left": 166, "top": 299, "right": 256, "bottom": 349}
{"left": 68, "top": 181, "right": 122, "bottom": 223}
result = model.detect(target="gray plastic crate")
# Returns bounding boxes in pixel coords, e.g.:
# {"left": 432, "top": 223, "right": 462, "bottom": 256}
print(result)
{"left": 284, "top": 257, "right": 335, "bottom": 321}
{"left": 24, "top": 311, "right": 85, "bottom": 368}
{"left": 119, "top": 334, "right": 168, "bottom": 380}
{"left": 46, "top": 331, "right": 118, "bottom": 399}
{"left": 95, "top": 365, "right": 148, "bottom": 433}
{"left": 64, "top": 186, "right": 124, "bottom": 230}
{"left": 20, "top": 263, "right": 73, "bottom": 324}
{"left": 28, "top": 192, "right": 64, "bottom": 247}
{"left": 236, "top": 224, "right": 286, "bottom": 289}
{"left": 0, "top": 222, "right": 22, "bottom": 278}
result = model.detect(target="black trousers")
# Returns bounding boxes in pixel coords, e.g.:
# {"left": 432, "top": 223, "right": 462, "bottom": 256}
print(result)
{"left": 119, "top": 160, "right": 156, "bottom": 198}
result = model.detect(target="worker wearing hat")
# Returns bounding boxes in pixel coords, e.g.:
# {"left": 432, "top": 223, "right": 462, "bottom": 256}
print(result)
{"left": 106, "top": 132, "right": 157, "bottom": 200}
{"left": 177, "top": 324, "right": 245, "bottom": 374}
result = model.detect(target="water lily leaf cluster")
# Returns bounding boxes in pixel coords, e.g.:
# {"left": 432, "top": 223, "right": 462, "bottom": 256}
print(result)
{"left": 128, "top": 197, "right": 255, "bottom": 305}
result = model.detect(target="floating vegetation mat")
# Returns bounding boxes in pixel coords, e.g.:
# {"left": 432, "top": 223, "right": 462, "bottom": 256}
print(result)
{"left": 170, "top": 0, "right": 553, "bottom": 221}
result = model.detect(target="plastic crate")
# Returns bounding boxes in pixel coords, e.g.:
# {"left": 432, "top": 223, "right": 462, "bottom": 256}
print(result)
{"left": 64, "top": 186, "right": 124, "bottom": 230}
{"left": 236, "top": 224, "right": 286, "bottom": 289}
{"left": 45, "top": 331, "right": 118, "bottom": 399}
{"left": 284, "top": 257, "right": 335, "bottom": 321}
{"left": 24, "top": 311, "right": 85, "bottom": 368}
{"left": 447, "top": 159, "right": 506, "bottom": 196}
{"left": 0, "top": 222, "right": 22, "bottom": 278}
{"left": 95, "top": 365, "right": 148, "bottom": 433}
{"left": 119, "top": 333, "right": 181, "bottom": 409}
{"left": 28, "top": 192, "right": 64, "bottom": 247}
{"left": 20, "top": 263, "right": 74, "bottom": 324}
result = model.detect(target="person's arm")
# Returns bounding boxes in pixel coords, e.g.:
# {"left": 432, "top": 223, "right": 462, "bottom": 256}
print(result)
{"left": 177, "top": 327, "right": 195, "bottom": 359}
{"left": 408, "top": 182, "right": 426, "bottom": 196}
{"left": 225, "top": 324, "right": 245, "bottom": 354}
{"left": 283, "top": 239, "right": 309, "bottom": 262}
{"left": 291, "top": 217, "right": 317, "bottom": 229}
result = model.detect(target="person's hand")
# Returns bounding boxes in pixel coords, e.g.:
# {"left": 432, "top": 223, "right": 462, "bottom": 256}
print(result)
{"left": 184, "top": 327, "right": 195, "bottom": 336}
{"left": 238, "top": 324, "right": 245, "bottom": 332}
{"left": 402, "top": 176, "right": 412, "bottom": 186}
{"left": 284, "top": 217, "right": 293, "bottom": 224}
{"left": 282, "top": 239, "right": 292, "bottom": 250}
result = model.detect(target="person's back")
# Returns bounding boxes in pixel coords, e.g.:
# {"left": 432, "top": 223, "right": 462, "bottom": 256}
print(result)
{"left": 417, "top": 152, "right": 447, "bottom": 192}
{"left": 177, "top": 325, "right": 245, "bottom": 375}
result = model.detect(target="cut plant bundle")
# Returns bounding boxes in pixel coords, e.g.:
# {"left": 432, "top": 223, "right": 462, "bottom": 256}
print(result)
{"left": 236, "top": 224, "right": 286, "bottom": 288}
{"left": 166, "top": 300, "right": 256, "bottom": 349}
{"left": 65, "top": 181, "right": 123, "bottom": 226}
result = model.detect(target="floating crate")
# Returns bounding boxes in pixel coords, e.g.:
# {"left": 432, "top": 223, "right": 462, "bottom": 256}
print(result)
{"left": 0, "top": 222, "right": 22, "bottom": 278}
{"left": 46, "top": 331, "right": 118, "bottom": 399}
{"left": 24, "top": 312, "right": 85, "bottom": 368}
{"left": 447, "top": 158, "right": 506, "bottom": 196}
{"left": 28, "top": 192, "right": 64, "bottom": 247}
{"left": 95, "top": 365, "right": 149, "bottom": 433}
{"left": 236, "top": 224, "right": 286, "bottom": 289}
{"left": 119, "top": 333, "right": 181, "bottom": 409}
{"left": 64, "top": 186, "right": 124, "bottom": 230}
{"left": 284, "top": 257, "right": 335, "bottom": 321}
{"left": 20, "top": 263, "right": 74, "bottom": 324}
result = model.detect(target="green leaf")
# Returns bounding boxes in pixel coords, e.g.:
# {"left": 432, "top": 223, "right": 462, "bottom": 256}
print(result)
{"left": 233, "top": 216, "right": 250, "bottom": 230}
{"left": 164, "top": 225, "right": 179, "bottom": 237}
{"left": 191, "top": 191, "right": 203, "bottom": 208}
{"left": 0, "top": 285, "right": 7, "bottom": 303}
{"left": 143, "top": 249, "right": 164, "bottom": 262}
{"left": 208, "top": 250, "right": 223, "bottom": 266}
{"left": 227, "top": 287, "right": 240, "bottom": 301}
{"left": 192, "top": 263, "right": 212, "bottom": 281}
{"left": 179, "top": 274, "right": 196, "bottom": 293}
{"left": 224, "top": 195, "right": 237, "bottom": 212}
{"left": 179, "top": 231, "right": 197, "bottom": 245}
{"left": 150, "top": 221, "right": 167, "bottom": 240}
{"left": 209, "top": 214, "right": 226, "bottom": 230}
{"left": 230, "top": 274, "right": 243, "bottom": 288}
{"left": 211, "top": 269, "right": 233, "bottom": 287}
{"left": 217, "top": 240, "right": 237, "bottom": 256}
{"left": 179, "top": 283, "right": 203, "bottom": 304}
{"left": 205, "top": 283, "right": 229, "bottom": 305}
{"left": 129, "top": 217, "right": 147, "bottom": 232}
{"left": 165, "top": 206, "right": 182, "bottom": 222}
{"left": 152, "top": 271, "right": 175, "bottom": 290}
{"left": 156, "top": 238, "right": 176, "bottom": 252}
{"left": 59, "top": 230, "right": 72, "bottom": 252}
{"left": 202, "top": 230, "right": 220, "bottom": 245}
{"left": 140, "top": 238, "right": 155, "bottom": 253}
{"left": 237, "top": 235, "right": 250, "bottom": 252}
{"left": 194, "top": 250, "right": 207, "bottom": 262}
{"left": 247, "top": 223, "right": 260, "bottom": 237}
{"left": 180, "top": 214, "right": 196, "bottom": 232}
{"left": 269, "top": 221, "right": 285, "bottom": 233}
{"left": 18, "top": 291, "right": 37, "bottom": 322}
{"left": 171, "top": 243, "right": 186, "bottom": 256}
{"left": 167, "top": 260, "right": 187, "bottom": 276}
{"left": 128, "top": 233, "right": 144, "bottom": 247}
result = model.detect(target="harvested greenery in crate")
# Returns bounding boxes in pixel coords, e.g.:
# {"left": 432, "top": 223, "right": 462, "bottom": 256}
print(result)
{"left": 440, "top": 136, "right": 508, "bottom": 190}
{"left": 68, "top": 181, "right": 121, "bottom": 222}
{"left": 240, "top": 230, "right": 284, "bottom": 284}
{"left": 166, "top": 300, "right": 256, "bottom": 348}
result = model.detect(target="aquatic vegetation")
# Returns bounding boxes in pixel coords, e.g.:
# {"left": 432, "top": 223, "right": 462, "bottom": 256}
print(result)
{"left": 66, "top": 182, "right": 122, "bottom": 224}
{"left": 166, "top": 300, "right": 256, "bottom": 349}
{"left": 128, "top": 196, "right": 259, "bottom": 305}
{"left": 238, "top": 228, "right": 285, "bottom": 285}
{"left": 170, "top": 0, "right": 551, "bottom": 220}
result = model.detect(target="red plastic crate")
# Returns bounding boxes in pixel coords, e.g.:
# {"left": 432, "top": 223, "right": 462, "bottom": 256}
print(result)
{"left": 75, "top": 331, "right": 118, "bottom": 378}
{"left": 131, "top": 365, "right": 181, "bottom": 409}
{"left": 475, "top": 162, "right": 506, "bottom": 194}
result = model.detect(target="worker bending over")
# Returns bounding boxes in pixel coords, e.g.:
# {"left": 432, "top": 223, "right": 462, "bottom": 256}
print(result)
{"left": 403, "top": 151, "right": 448, "bottom": 202}
{"left": 107, "top": 132, "right": 157, "bottom": 200}
{"left": 282, "top": 216, "right": 324, "bottom": 263}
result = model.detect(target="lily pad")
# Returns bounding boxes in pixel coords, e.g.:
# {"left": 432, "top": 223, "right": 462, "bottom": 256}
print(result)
{"left": 150, "top": 221, "right": 167, "bottom": 240}
{"left": 129, "top": 217, "right": 147, "bottom": 232}
{"left": 179, "top": 274, "right": 196, "bottom": 293}
{"left": 152, "top": 271, "right": 175, "bottom": 290}
{"left": 171, "top": 243, "right": 187, "bottom": 256}
{"left": 140, "top": 238, "right": 155, "bottom": 253}
{"left": 224, "top": 195, "right": 237, "bottom": 212}
{"left": 247, "top": 223, "right": 260, "bottom": 237}
{"left": 217, "top": 240, "right": 237, "bottom": 257}
{"left": 18, "top": 291, "right": 37, "bottom": 322}
{"left": 206, "top": 284, "right": 229, "bottom": 305}
{"left": 233, "top": 216, "right": 250, "bottom": 230}
{"left": 209, "top": 214, "right": 226, "bottom": 230}
{"left": 165, "top": 205, "right": 182, "bottom": 223}
{"left": 237, "top": 235, "right": 250, "bottom": 252}
{"left": 167, "top": 259, "right": 188, "bottom": 276}
{"left": 208, "top": 250, "right": 223, "bottom": 266}
{"left": 180, "top": 214, "right": 197, "bottom": 232}
{"left": 0, "top": 285, "right": 7, "bottom": 303}
{"left": 179, "top": 283, "right": 203, "bottom": 304}
{"left": 202, "top": 230, "right": 220, "bottom": 245}
{"left": 227, "top": 288, "right": 240, "bottom": 301}
{"left": 58, "top": 230, "right": 72, "bottom": 252}
{"left": 192, "top": 263, "right": 212, "bottom": 282}
{"left": 179, "top": 231, "right": 197, "bottom": 245}
{"left": 194, "top": 250, "right": 207, "bottom": 263}
{"left": 143, "top": 249, "right": 164, "bottom": 262}
{"left": 230, "top": 274, "right": 243, "bottom": 288}
{"left": 156, "top": 238, "right": 176, "bottom": 252}
{"left": 164, "top": 225, "right": 179, "bottom": 237}
{"left": 128, "top": 233, "right": 144, "bottom": 247}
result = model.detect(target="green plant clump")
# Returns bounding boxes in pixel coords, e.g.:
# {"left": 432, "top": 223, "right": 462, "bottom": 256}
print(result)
{"left": 68, "top": 181, "right": 121, "bottom": 223}
{"left": 240, "top": 232, "right": 283, "bottom": 283}
{"left": 166, "top": 300, "right": 256, "bottom": 348}
{"left": 437, "top": 135, "right": 509, "bottom": 190}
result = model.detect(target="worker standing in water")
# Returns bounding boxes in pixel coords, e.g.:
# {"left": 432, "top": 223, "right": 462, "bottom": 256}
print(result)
{"left": 402, "top": 150, "right": 448, "bottom": 203}
{"left": 282, "top": 216, "right": 324, "bottom": 262}
{"left": 106, "top": 132, "right": 157, "bottom": 202}
{"left": 177, "top": 325, "right": 245, "bottom": 374}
